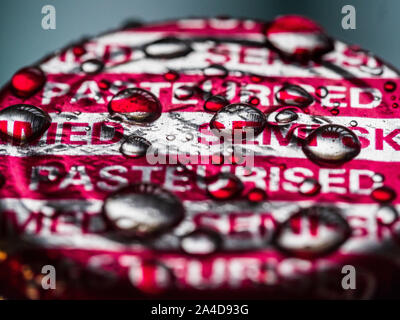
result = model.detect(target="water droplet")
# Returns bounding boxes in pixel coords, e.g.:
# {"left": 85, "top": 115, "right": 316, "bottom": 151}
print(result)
{"left": 376, "top": 205, "right": 398, "bottom": 225}
{"left": 203, "top": 64, "right": 228, "bottom": 78}
{"left": 349, "top": 120, "right": 358, "bottom": 127}
{"left": 203, "top": 95, "right": 229, "bottom": 112}
{"left": 206, "top": 173, "right": 243, "bottom": 200}
{"left": 209, "top": 103, "right": 266, "bottom": 140}
{"left": 0, "top": 104, "right": 51, "bottom": 143}
{"left": 120, "top": 135, "right": 151, "bottom": 158}
{"left": 248, "top": 96, "right": 260, "bottom": 106}
{"left": 315, "top": 86, "right": 329, "bottom": 98}
{"left": 275, "top": 108, "right": 299, "bottom": 125}
{"left": 163, "top": 70, "right": 179, "bottom": 82}
{"left": 180, "top": 229, "right": 222, "bottom": 255}
{"left": 275, "top": 84, "right": 314, "bottom": 108}
{"left": 299, "top": 178, "right": 321, "bottom": 196}
{"left": 11, "top": 67, "right": 46, "bottom": 98}
{"left": 372, "top": 173, "right": 384, "bottom": 183}
{"left": 103, "top": 183, "right": 184, "bottom": 238}
{"left": 72, "top": 45, "right": 86, "bottom": 57}
{"left": 250, "top": 74, "right": 264, "bottom": 83}
{"left": 184, "top": 133, "right": 193, "bottom": 141}
{"left": 108, "top": 88, "right": 162, "bottom": 124}
{"left": 166, "top": 134, "right": 175, "bottom": 141}
{"left": 143, "top": 37, "right": 192, "bottom": 59}
{"left": 80, "top": 59, "right": 104, "bottom": 74}
{"left": 330, "top": 108, "right": 340, "bottom": 116}
{"left": 98, "top": 79, "right": 111, "bottom": 90}
{"left": 265, "top": 15, "right": 333, "bottom": 61}
{"left": 247, "top": 188, "right": 267, "bottom": 203}
{"left": 302, "top": 124, "right": 361, "bottom": 167}
{"left": 384, "top": 81, "right": 396, "bottom": 93}
{"left": 274, "top": 206, "right": 351, "bottom": 258}
{"left": 371, "top": 186, "right": 396, "bottom": 203}
{"left": 85, "top": 126, "right": 91, "bottom": 131}
{"left": 393, "top": 103, "right": 399, "bottom": 109}
{"left": 174, "top": 85, "right": 196, "bottom": 100}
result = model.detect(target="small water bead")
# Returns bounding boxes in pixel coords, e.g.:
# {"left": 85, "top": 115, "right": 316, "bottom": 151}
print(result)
{"left": 108, "top": 88, "right": 162, "bottom": 124}
{"left": 163, "top": 70, "right": 179, "bottom": 82}
{"left": 203, "top": 95, "right": 229, "bottom": 112}
{"left": 371, "top": 186, "right": 396, "bottom": 203}
{"left": 209, "top": 103, "right": 266, "bottom": 140}
{"left": 103, "top": 183, "right": 185, "bottom": 238}
{"left": 248, "top": 96, "right": 260, "bottom": 106}
{"left": 330, "top": 108, "right": 340, "bottom": 116}
{"left": 206, "top": 173, "right": 244, "bottom": 200}
{"left": 143, "top": 37, "right": 192, "bottom": 59}
{"left": 275, "top": 84, "right": 314, "bottom": 108}
{"left": 372, "top": 173, "right": 384, "bottom": 183}
{"left": 315, "top": 86, "right": 329, "bottom": 98}
{"left": 80, "top": 59, "right": 104, "bottom": 74}
{"left": 203, "top": 64, "right": 228, "bottom": 78}
{"left": 120, "top": 135, "right": 151, "bottom": 158}
{"left": 98, "top": 79, "right": 111, "bottom": 90}
{"left": 72, "top": 45, "right": 86, "bottom": 57}
{"left": 302, "top": 124, "right": 361, "bottom": 167}
{"left": 393, "top": 103, "right": 399, "bottom": 108}
{"left": 174, "top": 85, "right": 196, "bottom": 100}
{"left": 250, "top": 74, "right": 264, "bottom": 83}
{"left": 166, "top": 135, "right": 176, "bottom": 141}
{"left": 11, "top": 67, "right": 46, "bottom": 98}
{"left": 247, "top": 188, "right": 267, "bottom": 203}
{"left": 180, "top": 229, "right": 222, "bottom": 256}
{"left": 376, "top": 205, "right": 398, "bottom": 225}
{"left": 384, "top": 81, "right": 397, "bottom": 93}
{"left": 0, "top": 104, "right": 51, "bottom": 143}
{"left": 349, "top": 120, "right": 358, "bottom": 127}
{"left": 274, "top": 206, "right": 351, "bottom": 258}
{"left": 299, "top": 178, "right": 321, "bottom": 196}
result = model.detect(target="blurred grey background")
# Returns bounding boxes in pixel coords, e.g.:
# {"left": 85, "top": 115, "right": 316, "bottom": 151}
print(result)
{"left": 0, "top": 0, "right": 399, "bottom": 86}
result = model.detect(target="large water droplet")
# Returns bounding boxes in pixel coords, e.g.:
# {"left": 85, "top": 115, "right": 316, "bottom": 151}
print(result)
{"left": 274, "top": 206, "right": 351, "bottom": 258}
{"left": 302, "top": 124, "right": 361, "bottom": 167}
{"left": 143, "top": 37, "right": 192, "bottom": 59}
{"left": 11, "top": 67, "right": 46, "bottom": 98}
{"left": 180, "top": 229, "right": 222, "bottom": 255}
{"left": 108, "top": 88, "right": 162, "bottom": 124}
{"left": 205, "top": 173, "right": 244, "bottom": 200}
{"left": 209, "top": 103, "right": 266, "bottom": 140}
{"left": 203, "top": 95, "right": 229, "bottom": 112}
{"left": 103, "top": 183, "right": 184, "bottom": 238}
{"left": 264, "top": 15, "right": 333, "bottom": 61}
{"left": 0, "top": 104, "right": 51, "bottom": 143}
{"left": 120, "top": 135, "right": 151, "bottom": 158}
{"left": 275, "top": 84, "right": 314, "bottom": 108}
